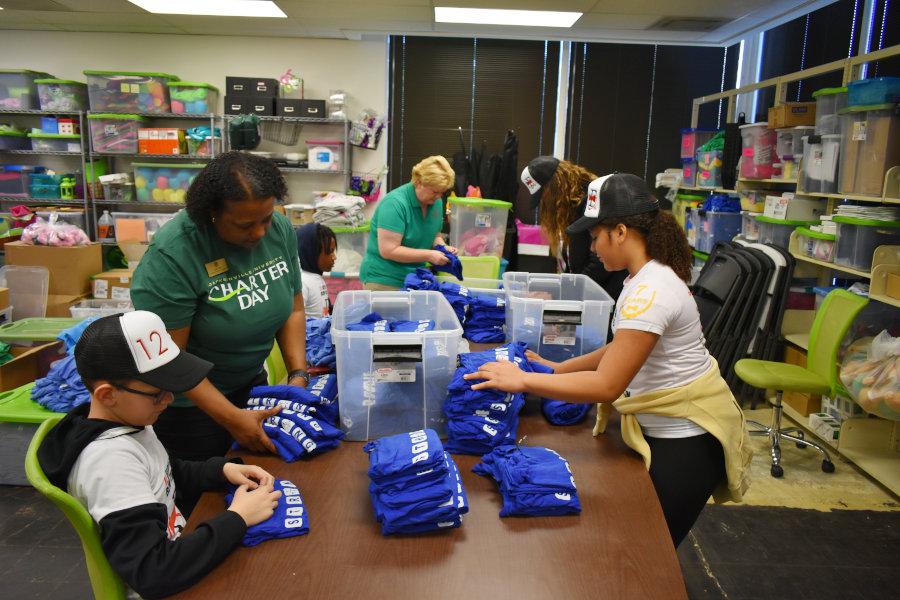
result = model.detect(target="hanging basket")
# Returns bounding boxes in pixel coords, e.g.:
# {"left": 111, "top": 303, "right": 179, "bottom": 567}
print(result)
{"left": 260, "top": 120, "right": 303, "bottom": 146}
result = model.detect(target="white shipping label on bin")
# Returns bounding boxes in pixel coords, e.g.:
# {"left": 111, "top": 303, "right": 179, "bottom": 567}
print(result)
{"left": 542, "top": 324, "right": 576, "bottom": 346}
{"left": 93, "top": 279, "right": 108, "bottom": 299}
{"left": 111, "top": 287, "right": 131, "bottom": 301}
{"left": 476, "top": 213, "right": 492, "bottom": 227}
{"left": 852, "top": 121, "right": 867, "bottom": 142}
{"left": 374, "top": 363, "right": 417, "bottom": 383}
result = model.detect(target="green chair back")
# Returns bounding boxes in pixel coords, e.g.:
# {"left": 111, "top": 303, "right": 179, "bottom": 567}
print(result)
{"left": 807, "top": 289, "right": 868, "bottom": 396}
{"left": 265, "top": 341, "right": 288, "bottom": 385}
{"left": 24, "top": 416, "right": 127, "bottom": 600}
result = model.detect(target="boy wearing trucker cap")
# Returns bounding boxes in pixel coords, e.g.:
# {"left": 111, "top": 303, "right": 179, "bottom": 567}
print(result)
{"left": 467, "top": 173, "right": 751, "bottom": 547}
{"left": 38, "top": 311, "right": 282, "bottom": 599}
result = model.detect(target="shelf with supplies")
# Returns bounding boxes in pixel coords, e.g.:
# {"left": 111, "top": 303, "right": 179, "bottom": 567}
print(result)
{"left": 789, "top": 231, "right": 900, "bottom": 283}
{"left": 793, "top": 167, "right": 900, "bottom": 206}
{"left": 0, "top": 196, "right": 86, "bottom": 205}
{"left": 0, "top": 109, "right": 81, "bottom": 116}
{"left": 278, "top": 167, "right": 349, "bottom": 175}
{"left": 86, "top": 111, "right": 217, "bottom": 120}
{"left": 91, "top": 152, "right": 213, "bottom": 161}
{"left": 225, "top": 115, "right": 348, "bottom": 125}
{"left": 0, "top": 149, "right": 83, "bottom": 156}
{"left": 93, "top": 200, "right": 184, "bottom": 208}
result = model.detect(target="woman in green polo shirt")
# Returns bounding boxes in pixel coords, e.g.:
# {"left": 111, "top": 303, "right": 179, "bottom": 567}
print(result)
{"left": 360, "top": 155, "right": 457, "bottom": 290}
{"left": 131, "top": 152, "right": 309, "bottom": 462}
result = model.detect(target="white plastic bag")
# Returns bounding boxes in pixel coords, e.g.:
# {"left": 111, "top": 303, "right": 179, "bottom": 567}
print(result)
{"left": 840, "top": 330, "right": 900, "bottom": 420}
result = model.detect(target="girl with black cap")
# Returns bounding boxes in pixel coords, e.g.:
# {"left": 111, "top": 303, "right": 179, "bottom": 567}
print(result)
{"left": 467, "top": 173, "right": 751, "bottom": 548}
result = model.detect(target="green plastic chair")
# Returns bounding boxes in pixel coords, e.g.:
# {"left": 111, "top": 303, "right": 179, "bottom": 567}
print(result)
{"left": 265, "top": 340, "right": 288, "bottom": 385}
{"left": 25, "top": 416, "right": 127, "bottom": 600}
{"left": 735, "top": 289, "right": 868, "bottom": 478}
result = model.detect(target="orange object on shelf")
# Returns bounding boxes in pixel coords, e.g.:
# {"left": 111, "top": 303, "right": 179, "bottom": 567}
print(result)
{"left": 138, "top": 127, "right": 186, "bottom": 155}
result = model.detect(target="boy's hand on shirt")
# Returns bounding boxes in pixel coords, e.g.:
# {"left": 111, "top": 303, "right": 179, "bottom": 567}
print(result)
{"left": 227, "top": 483, "right": 282, "bottom": 527}
{"left": 223, "top": 463, "right": 275, "bottom": 490}
{"left": 525, "top": 350, "right": 559, "bottom": 372}
{"left": 227, "top": 406, "right": 281, "bottom": 454}
{"left": 464, "top": 360, "right": 528, "bottom": 393}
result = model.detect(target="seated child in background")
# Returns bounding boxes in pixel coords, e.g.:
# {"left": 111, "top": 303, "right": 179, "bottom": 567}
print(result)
{"left": 297, "top": 222, "right": 337, "bottom": 317}
{"left": 38, "top": 311, "right": 282, "bottom": 599}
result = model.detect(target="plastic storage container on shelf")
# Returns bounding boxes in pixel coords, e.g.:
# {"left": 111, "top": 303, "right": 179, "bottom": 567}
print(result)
{"left": 672, "top": 194, "right": 704, "bottom": 229}
{"left": 738, "top": 190, "right": 767, "bottom": 212}
{"left": 35, "top": 210, "right": 87, "bottom": 232}
{"left": 84, "top": 70, "right": 179, "bottom": 114}
{"left": 0, "top": 317, "right": 80, "bottom": 346}
{"left": 741, "top": 211, "right": 761, "bottom": 241}
{"left": 449, "top": 197, "right": 512, "bottom": 258}
{"left": 330, "top": 290, "right": 463, "bottom": 440}
{"left": 502, "top": 272, "right": 614, "bottom": 363}
{"left": 132, "top": 163, "right": 204, "bottom": 203}
{"left": 112, "top": 211, "right": 177, "bottom": 243}
{"left": 306, "top": 140, "right": 344, "bottom": 171}
{"left": 696, "top": 150, "right": 722, "bottom": 188}
{"left": 35, "top": 79, "right": 88, "bottom": 112}
{"left": 680, "top": 128, "right": 715, "bottom": 159}
{"left": 800, "top": 134, "right": 841, "bottom": 193}
{"left": 838, "top": 104, "right": 900, "bottom": 197}
{"left": 795, "top": 226, "right": 836, "bottom": 262}
{"left": 0, "top": 167, "right": 33, "bottom": 196}
{"left": 27, "top": 133, "right": 81, "bottom": 153}
{"left": 813, "top": 87, "right": 848, "bottom": 135}
{"left": 681, "top": 159, "right": 697, "bottom": 187}
{"left": 330, "top": 223, "right": 369, "bottom": 275}
{"left": 739, "top": 122, "right": 777, "bottom": 179}
{"left": 0, "top": 70, "right": 51, "bottom": 109}
{"left": 88, "top": 113, "right": 147, "bottom": 154}
{"left": 284, "top": 203, "right": 315, "bottom": 226}
{"left": 833, "top": 216, "right": 900, "bottom": 272}
{"left": 694, "top": 211, "right": 742, "bottom": 253}
{"left": 69, "top": 299, "right": 133, "bottom": 320}
{"left": 167, "top": 82, "right": 218, "bottom": 114}
{"left": 27, "top": 173, "right": 62, "bottom": 199}
{"left": 847, "top": 77, "right": 900, "bottom": 106}
{"left": 0, "top": 131, "right": 30, "bottom": 151}
{"left": 755, "top": 215, "right": 816, "bottom": 249}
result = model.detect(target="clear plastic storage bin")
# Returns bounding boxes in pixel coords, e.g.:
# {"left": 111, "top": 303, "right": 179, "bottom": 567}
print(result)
{"left": 0, "top": 70, "right": 51, "bottom": 110}
{"left": 696, "top": 150, "right": 722, "bottom": 188}
{"left": 795, "top": 227, "right": 836, "bottom": 262}
{"left": 88, "top": 113, "right": 147, "bottom": 154}
{"left": 681, "top": 159, "right": 697, "bottom": 187}
{"left": 502, "top": 272, "right": 614, "bottom": 363}
{"left": 112, "top": 211, "right": 177, "bottom": 243}
{"left": 306, "top": 139, "right": 344, "bottom": 171}
{"left": 28, "top": 133, "right": 81, "bottom": 153}
{"left": 756, "top": 215, "right": 815, "bottom": 249}
{"left": 69, "top": 299, "right": 133, "bottom": 319}
{"left": 133, "top": 163, "right": 204, "bottom": 203}
{"left": 167, "top": 82, "right": 218, "bottom": 114}
{"left": 833, "top": 216, "right": 900, "bottom": 272}
{"left": 813, "top": 87, "right": 847, "bottom": 135}
{"left": 0, "top": 131, "right": 30, "bottom": 151}
{"left": 838, "top": 104, "right": 900, "bottom": 197}
{"left": 680, "top": 128, "right": 715, "bottom": 159}
{"left": 84, "top": 70, "right": 179, "bottom": 114}
{"left": 741, "top": 211, "right": 761, "bottom": 241}
{"left": 284, "top": 203, "right": 315, "bottom": 226}
{"left": 739, "top": 122, "right": 777, "bottom": 179}
{"left": 694, "top": 211, "right": 742, "bottom": 253}
{"left": 35, "top": 210, "right": 86, "bottom": 233}
{"left": 738, "top": 190, "right": 767, "bottom": 212}
{"left": 330, "top": 223, "right": 369, "bottom": 275}
{"left": 800, "top": 134, "right": 841, "bottom": 193}
{"left": 449, "top": 198, "right": 512, "bottom": 257}
{"left": 847, "top": 77, "right": 900, "bottom": 106}
{"left": 331, "top": 290, "right": 463, "bottom": 440}
{"left": 35, "top": 79, "right": 88, "bottom": 112}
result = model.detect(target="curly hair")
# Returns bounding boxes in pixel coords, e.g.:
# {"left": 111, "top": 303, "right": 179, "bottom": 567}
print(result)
{"left": 539, "top": 160, "right": 597, "bottom": 253}
{"left": 599, "top": 210, "right": 693, "bottom": 283}
{"left": 185, "top": 151, "right": 288, "bottom": 226}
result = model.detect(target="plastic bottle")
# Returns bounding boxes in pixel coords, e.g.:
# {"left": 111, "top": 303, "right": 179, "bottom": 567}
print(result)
{"left": 98, "top": 210, "right": 115, "bottom": 240}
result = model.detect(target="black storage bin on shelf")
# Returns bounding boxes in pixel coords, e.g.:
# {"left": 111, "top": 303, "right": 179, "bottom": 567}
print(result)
{"left": 299, "top": 99, "right": 326, "bottom": 119}
{"left": 224, "top": 95, "right": 274, "bottom": 116}
{"left": 276, "top": 99, "right": 304, "bottom": 116}
{"left": 225, "top": 77, "right": 278, "bottom": 97}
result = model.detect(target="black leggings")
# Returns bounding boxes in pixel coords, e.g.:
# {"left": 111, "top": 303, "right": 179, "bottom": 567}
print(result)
{"left": 154, "top": 372, "right": 269, "bottom": 463}
{"left": 646, "top": 432, "right": 726, "bottom": 547}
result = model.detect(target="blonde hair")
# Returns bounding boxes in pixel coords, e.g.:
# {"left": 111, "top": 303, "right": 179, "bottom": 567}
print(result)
{"left": 411, "top": 155, "right": 455, "bottom": 191}
{"left": 539, "top": 160, "right": 597, "bottom": 253}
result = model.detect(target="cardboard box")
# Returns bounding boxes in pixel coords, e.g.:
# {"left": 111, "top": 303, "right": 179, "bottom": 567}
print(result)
{"left": 225, "top": 77, "right": 278, "bottom": 97}
{"left": 224, "top": 95, "right": 274, "bottom": 116}
{"left": 0, "top": 287, "right": 8, "bottom": 310}
{"left": 46, "top": 293, "right": 89, "bottom": 318}
{"left": 0, "top": 342, "right": 61, "bottom": 392}
{"left": 138, "top": 128, "right": 186, "bottom": 155}
{"left": 782, "top": 343, "right": 822, "bottom": 416}
{"left": 808, "top": 412, "right": 841, "bottom": 446}
{"left": 92, "top": 269, "right": 134, "bottom": 300}
{"left": 887, "top": 273, "right": 900, "bottom": 300}
{"left": 4, "top": 242, "right": 102, "bottom": 295}
{"left": 768, "top": 102, "right": 816, "bottom": 128}
{"left": 821, "top": 394, "right": 866, "bottom": 422}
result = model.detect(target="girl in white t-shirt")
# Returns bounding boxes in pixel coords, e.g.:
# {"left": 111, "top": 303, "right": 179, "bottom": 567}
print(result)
{"left": 466, "top": 173, "right": 749, "bottom": 547}
{"left": 296, "top": 223, "right": 336, "bottom": 317}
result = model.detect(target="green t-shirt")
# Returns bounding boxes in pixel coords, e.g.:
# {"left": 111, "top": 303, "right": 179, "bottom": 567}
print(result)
{"left": 359, "top": 182, "right": 444, "bottom": 287}
{"left": 131, "top": 210, "right": 301, "bottom": 406}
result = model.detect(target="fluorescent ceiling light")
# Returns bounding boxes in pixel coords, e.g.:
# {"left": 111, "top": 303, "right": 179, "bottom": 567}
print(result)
{"left": 127, "top": 1, "right": 287, "bottom": 18}
{"left": 435, "top": 7, "right": 582, "bottom": 28}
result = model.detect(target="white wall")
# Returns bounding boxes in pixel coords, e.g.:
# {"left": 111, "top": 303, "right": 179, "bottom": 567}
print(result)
{"left": 0, "top": 30, "right": 388, "bottom": 206}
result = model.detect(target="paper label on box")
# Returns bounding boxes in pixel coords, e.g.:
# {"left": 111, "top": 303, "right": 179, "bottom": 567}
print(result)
{"left": 111, "top": 287, "right": 131, "bottom": 301}
{"left": 852, "top": 120, "right": 867, "bottom": 141}
{"left": 93, "top": 279, "right": 108, "bottom": 299}
{"left": 67, "top": 143, "right": 80, "bottom": 152}
{"left": 542, "top": 324, "right": 576, "bottom": 346}
{"left": 476, "top": 213, "right": 492, "bottom": 228}
{"left": 104, "top": 124, "right": 117, "bottom": 135}
{"left": 362, "top": 372, "right": 376, "bottom": 406}
{"left": 374, "top": 362, "right": 416, "bottom": 383}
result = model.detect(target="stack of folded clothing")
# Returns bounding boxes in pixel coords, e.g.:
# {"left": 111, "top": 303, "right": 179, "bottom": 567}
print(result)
{"left": 464, "top": 293, "right": 506, "bottom": 343}
{"left": 313, "top": 191, "right": 365, "bottom": 227}
{"left": 305, "top": 373, "right": 339, "bottom": 426}
{"left": 31, "top": 355, "right": 90, "bottom": 413}
{"left": 346, "top": 312, "right": 435, "bottom": 333}
{"left": 473, "top": 445, "right": 581, "bottom": 517}
{"left": 436, "top": 280, "right": 471, "bottom": 324}
{"left": 240, "top": 385, "right": 345, "bottom": 461}
{"left": 306, "top": 317, "right": 336, "bottom": 367}
{"left": 364, "top": 429, "right": 468, "bottom": 535}
{"left": 225, "top": 479, "right": 309, "bottom": 546}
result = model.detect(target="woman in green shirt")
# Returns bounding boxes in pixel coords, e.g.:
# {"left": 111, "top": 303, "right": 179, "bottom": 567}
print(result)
{"left": 131, "top": 152, "right": 309, "bottom": 462}
{"left": 359, "top": 155, "right": 457, "bottom": 290}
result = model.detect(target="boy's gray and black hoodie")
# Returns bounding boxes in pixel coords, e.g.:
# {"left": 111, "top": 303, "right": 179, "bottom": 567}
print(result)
{"left": 37, "top": 404, "right": 247, "bottom": 599}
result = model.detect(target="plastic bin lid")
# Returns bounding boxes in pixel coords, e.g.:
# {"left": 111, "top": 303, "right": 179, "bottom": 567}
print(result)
{"left": 0, "top": 383, "right": 62, "bottom": 424}
{"left": 87, "top": 113, "right": 148, "bottom": 121}
{"left": 131, "top": 162, "right": 206, "bottom": 169}
{"left": 83, "top": 70, "right": 180, "bottom": 80}
{"left": 27, "top": 132, "right": 80, "bottom": 139}
{"left": 448, "top": 197, "right": 513, "bottom": 209}
{"left": 0, "top": 131, "right": 27, "bottom": 137}
{"left": 34, "top": 78, "right": 86, "bottom": 86}
{"left": 832, "top": 216, "right": 900, "bottom": 228}
{"left": 754, "top": 215, "right": 818, "bottom": 226}
{"left": 0, "top": 69, "right": 52, "bottom": 76}
{"left": 812, "top": 87, "right": 848, "bottom": 97}
{"left": 838, "top": 103, "right": 895, "bottom": 114}
{"left": 167, "top": 81, "right": 219, "bottom": 91}
{"left": 739, "top": 122, "right": 768, "bottom": 128}
{"left": 0, "top": 317, "right": 80, "bottom": 342}
{"left": 795, "top": 226, "right": 836, "bottom": 240}
{"left": 331, "top": 222, "right": 371, "bottom": 233}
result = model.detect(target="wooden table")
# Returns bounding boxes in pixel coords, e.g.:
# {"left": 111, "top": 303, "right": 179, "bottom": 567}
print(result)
{"left": 173, "top": 403, "right": 687, "bottom": 600}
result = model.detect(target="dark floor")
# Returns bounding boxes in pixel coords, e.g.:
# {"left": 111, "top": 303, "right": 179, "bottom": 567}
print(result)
{"left": 2, "top": 485, "right": 899, "bottom": 599}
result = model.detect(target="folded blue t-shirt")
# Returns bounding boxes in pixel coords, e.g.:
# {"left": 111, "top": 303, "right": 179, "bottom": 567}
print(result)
{"left": 346, "top": 312, "right": 391, "bottom": 332}
{"left": 225, "top": 479, "right": 309, "bottom": 546}
{"left": 363, "top": 429, "right": 446, "bottom": 484}
{"left": 403, "top": 268, "right": 440, "bottom": 291}
{"left": 432, "top": 245, "right": 464, "bottom": 280}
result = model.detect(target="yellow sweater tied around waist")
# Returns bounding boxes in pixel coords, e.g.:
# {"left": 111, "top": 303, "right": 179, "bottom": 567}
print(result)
{"left": 593, "top": 360, "right": 752, "bottom": 503}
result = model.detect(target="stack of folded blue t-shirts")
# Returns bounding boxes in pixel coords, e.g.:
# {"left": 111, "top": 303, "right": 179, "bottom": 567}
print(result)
{"left": 240, "top": 385, "right": 345, "bottom": 461}
{"left": 31, "top": 355, "right": 90, "bottom": 413}
{"left": 473, "top": 445, "right": 581, "bottom": 517}
{"left": 347, "top": 312, "right": 435, "bottom": 333}
{"left": 364, "top": 429, "right": 468, "bottom": 535}
{"left": 305, "top": 373, "right": 339, "bottom": 426}
{"left": 432, "top": 245, "right": 464, "bottom": 280}
{"left": 464, "top": 292, "right": 506, "bottom": 343}
{"left": 306, "top": 316, "right": 336, "bottom": 367}
{"left": 437, "top": 281, "right": 471, "bottom": 324}
{"left": 225, "top": 479, "right": 309, "bottom": 546}
{"left": 403, "top": 267, "right": 440, "bottom": 292}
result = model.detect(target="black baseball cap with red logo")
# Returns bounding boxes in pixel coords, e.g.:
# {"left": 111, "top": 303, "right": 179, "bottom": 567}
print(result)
{"left": 520, "top": 156, "right": 560, "bottom": 208}
{"left": 566, "top": 173, "right": 660, "bottom": 234}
